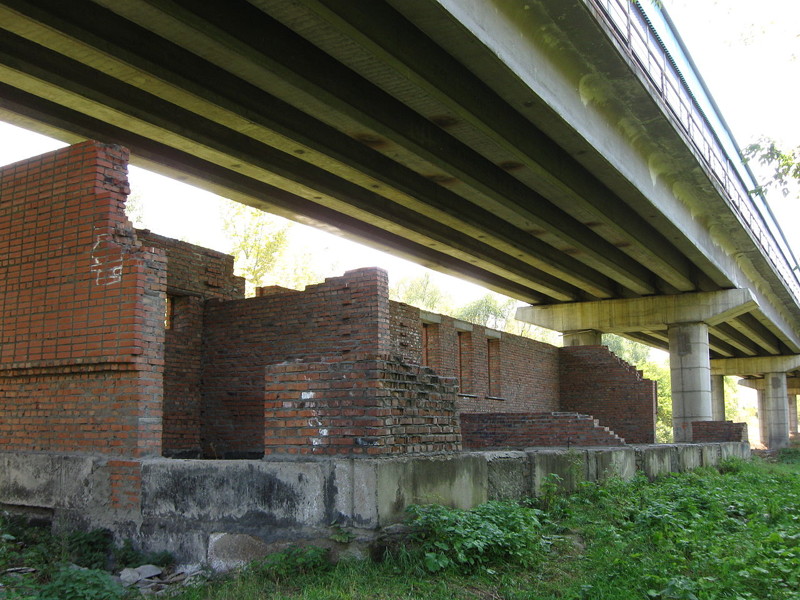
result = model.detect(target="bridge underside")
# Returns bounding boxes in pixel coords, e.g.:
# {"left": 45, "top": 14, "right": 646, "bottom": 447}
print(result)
{"left": 0, "top": 0, "right": 799, "bottom": 359}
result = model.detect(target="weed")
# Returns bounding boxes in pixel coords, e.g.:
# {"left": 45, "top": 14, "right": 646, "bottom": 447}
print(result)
{"left": 64, "top": 529, "right": 112, "bottom": 569}
{"left": 405, "top": 500, "right": 545, "bottom": 572}
{"left": 38, "top": 567, "right": 126, "bottom": 600}
{"left": 328, "top": 522, "right": 356, "bottom": 544}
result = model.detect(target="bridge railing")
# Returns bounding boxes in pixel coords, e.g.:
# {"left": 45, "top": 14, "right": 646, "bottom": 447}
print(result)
{"left": 585, "top": 0, "right": 800, "bottom": 304}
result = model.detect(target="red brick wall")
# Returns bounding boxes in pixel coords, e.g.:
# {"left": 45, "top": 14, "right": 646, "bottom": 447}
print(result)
{"left": 461, "top": 412, "right": 625, "bottom": 448}
{"left": 388, "top": 304, "right": 560, "bottom": 413}
{"left": 136, "top": 231, "right": 244, "bottom": 457}
{"left": 0, "top": 141, "right": 166, "bottom": 456}
{"left": 201, "top": 268, "right": 391, "bottom": 457}
{"left": 389, "top": 302, "right": 423, "bottom": 364}
{"left": 264, "top": 354, "right": 460, "bottom": 455}
{"left": 559, "top": 346, "right": 656, "bottom": 444}
{"left": 692, "top": 420, "right": 748, "bottom": 443}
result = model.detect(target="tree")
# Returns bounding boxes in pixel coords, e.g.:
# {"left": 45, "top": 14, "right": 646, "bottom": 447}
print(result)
{"left": 743, "top": 137, "right": 800, "bottom": 197}
{"left": 390, "top": 273, "right": 452, "bottom": 313}
{"left": 124, "top": 191, "right": 146, "bottom": 228}
{"left": 222, "top": 203, "right": 290, "bottom": 295}
{"left": 222, "top": 203, "right": 326, "bottom": 295}
{"left": 453, "top": 293, "right": 516, "bottom": 330}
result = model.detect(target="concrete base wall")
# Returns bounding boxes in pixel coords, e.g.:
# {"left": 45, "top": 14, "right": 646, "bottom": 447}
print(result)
{"left": 0, "top": 443, "right": 750, "bottom": 566}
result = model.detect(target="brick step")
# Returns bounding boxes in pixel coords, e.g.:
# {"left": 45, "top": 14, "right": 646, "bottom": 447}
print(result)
{"left": 460, "top": 411, "right": 626, "bottom": 449}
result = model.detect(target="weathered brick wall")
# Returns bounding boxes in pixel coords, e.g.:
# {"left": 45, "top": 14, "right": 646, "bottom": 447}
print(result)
{"left": 692, "top": 420, "right": 748, "bottom": 443}
{"left": 387, "top": 304, "right": 560, "bottom": 413}
{"left": 0, "top": 141, "right": 166, "bottom": 456}
{"left": 389, "top": 302, "right": 423, "bottom": 364}
{"left": 559, "top": 346, "right": 657, "bottom": 444}
{"left": 136, "top": 231, "right": 244, "bottom": 300}
{"left": 136, "top": 231, "right": 244, "bottom": 457}
{"left": 264, "top": 354, "right": 460, "bottom": 455}
{"left": 461, "top": 412, "right": 625, "bottom": 449}
{"left": 201, "top": 268, "right": 391, "bottom": 457}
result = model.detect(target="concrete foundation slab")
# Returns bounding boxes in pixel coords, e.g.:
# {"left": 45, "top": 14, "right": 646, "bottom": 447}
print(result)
{"left": 672, "top": 445, "right": 702, "bottom": 472}
{"left": 0, "top": 444, "right": 751, "bottom": 566}
{"left": 484, "top": 451, "right": 531, "bottom": 500}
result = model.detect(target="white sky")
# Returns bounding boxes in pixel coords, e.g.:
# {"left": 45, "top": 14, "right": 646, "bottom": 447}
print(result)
{"left": 0, "top": 1, "right": 798, "bottom": 288}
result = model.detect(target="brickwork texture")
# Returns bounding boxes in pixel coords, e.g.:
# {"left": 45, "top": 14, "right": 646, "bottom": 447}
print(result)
{"left": 0, "top": 141, "right": 166, "bottom": 457}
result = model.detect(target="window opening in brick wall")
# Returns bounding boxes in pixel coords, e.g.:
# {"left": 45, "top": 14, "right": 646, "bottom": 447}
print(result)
{"left": 457, "top": 331, "right": 473, "bottom": 395}
{"left": 165, "top": 295, "right": 175, "bottom": 330}
{"left": 488, "top": 338, "right": 501, "bottom": 397}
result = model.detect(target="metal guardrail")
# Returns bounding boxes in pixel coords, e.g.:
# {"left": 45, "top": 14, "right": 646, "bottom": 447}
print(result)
{"left": 585, "top": 0, "right": 800, "bottom": 304}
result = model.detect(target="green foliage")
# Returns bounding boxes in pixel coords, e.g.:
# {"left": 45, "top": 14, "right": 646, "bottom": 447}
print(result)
{"left": 743, "top": 137, "right": 800, "bottom": 197}
{"left": 390, "top": 272, "right": 452, "bottom": 313}
{"left": 405, "top": 501, "right": 545, "bottom": 572}
{"left": 38, "top": 567, "right": 126, "bottom": 600}
{"left": 453, "top": 293, "right": 517, "bottom": 330}
{"left": 9, "top": 460, "right": 800, "bottom": 600}
{"left": 64, "top": 528, "right": 112, "bottom": 570}
{"left": 246, "top": 545, "right": 330, "bottom": 581}
{"left": 603, "top": 333, "right": 652, "bottom": 364}
{"left": 777, "top": 447, "right": 800, "bottom": 464}
{"left": 328, "top": 523, "right": 355, "bottom": 544}
{"left": 222, "top": 202, "right": 291, "bottom": 295}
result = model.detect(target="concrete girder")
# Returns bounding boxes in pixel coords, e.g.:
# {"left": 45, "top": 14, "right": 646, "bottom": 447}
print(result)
{"left": 711, "top": 322, "right": 763, "bottom": 357}
{"left": 79, "top": 0, "right": 663, "bottom": 296}
{"left": 0, "top": 3, "right": 622, "bottom": 302}
{"left": 290, "top": 0, "right": 697, "bottom": 294}
{"left": 1, "top": 85, "right": 580, "bottom": 306}
{"left": 515, "top": 289, "right": 758, "bottom": 334}
{"left": 0, "top": 0, "right": 799, "bottom": 355}
{"left": 711, "top": 355, "right": 800, "bottom": 377}
{"left": 727, "top": 313, "right": 784, "bottom": 356}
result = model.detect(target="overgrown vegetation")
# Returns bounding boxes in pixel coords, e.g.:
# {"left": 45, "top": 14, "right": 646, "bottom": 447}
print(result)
{"left": 0, "top": 520, "right": 171, "bottom": 600}
{"left": 3, "top": 456, "right": 800, "bottom": 599}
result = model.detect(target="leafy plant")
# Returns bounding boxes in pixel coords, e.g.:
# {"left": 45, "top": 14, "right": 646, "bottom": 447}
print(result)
{"left": 329, "top": 522, "right": 356, "bottom": 544}
{"left": 405, "top": 501, "right": 545, "bottom": 572}
{"left": 65, "top": 529, "right": 112, "bottom": 569}
{"left": 38, "top": 567, "right": 126, "bottom": 600}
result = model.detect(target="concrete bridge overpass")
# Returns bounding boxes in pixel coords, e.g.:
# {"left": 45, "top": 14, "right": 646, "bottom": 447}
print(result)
{"left": 1, "top": 0, "right": 799, "bottom": 445}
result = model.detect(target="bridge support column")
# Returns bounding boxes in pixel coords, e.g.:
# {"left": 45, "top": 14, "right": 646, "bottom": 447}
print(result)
{"left": 764, "top": 373, "right": 790, "bottom": 450}
{"left": 756, "top": 387, "right": 769, "bottom": 446}
{"left": 668, "top": 322, "right": 712, "bottom": 442}
{"left": 789, "top": 394, "right": 799, "bottom": 438}
{"left": 713, "top": 356, "right": 800, "bottom": 450}
{"left": 711, "top": 375, "right": 726, "bottom": 421}
{"left": 516, "top": 289, "right": 758, "bottom": 444}
{"left": 562, "top": 329, "right": 602, "bottom": 346}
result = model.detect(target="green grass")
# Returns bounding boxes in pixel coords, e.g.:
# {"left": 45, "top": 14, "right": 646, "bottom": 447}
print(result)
{"left": 3, "top": 455, "right": 800, "bottom": 599}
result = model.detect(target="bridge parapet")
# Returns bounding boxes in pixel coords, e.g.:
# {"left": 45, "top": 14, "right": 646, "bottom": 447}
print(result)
{"left": 586, "top": 0, "right": 800, "bottom": 305}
